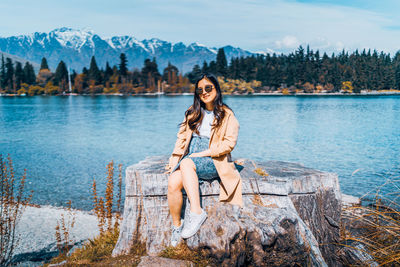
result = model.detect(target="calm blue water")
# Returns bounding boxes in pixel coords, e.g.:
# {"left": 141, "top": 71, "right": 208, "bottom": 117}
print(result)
{"left": 1, "top": 95, "right": 399, "bottom": 210}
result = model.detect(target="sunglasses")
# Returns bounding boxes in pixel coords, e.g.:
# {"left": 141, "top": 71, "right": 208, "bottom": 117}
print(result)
{"left": 195, "top": 85, "right": 214, "bottom": 95}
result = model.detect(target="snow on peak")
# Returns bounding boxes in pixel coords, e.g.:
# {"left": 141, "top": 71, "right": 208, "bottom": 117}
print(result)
{"left": 105, "top": 35, "right": 144, "bottom": 50}
{"left": 194, "top": 41, "right": 206, "bottom": 47}
{"left": 189, "top": 42, "right": 214, "bottom": 53}
{"left": 142, "top": 38, "right": 168, "bottom": 54}
{"left": 50, "top": 27, "right": 95, "bottom": 50}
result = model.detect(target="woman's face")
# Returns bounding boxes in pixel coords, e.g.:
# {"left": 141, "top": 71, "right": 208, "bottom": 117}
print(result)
{"left": 197, "top": 78, "right": 217, "bottom": 105}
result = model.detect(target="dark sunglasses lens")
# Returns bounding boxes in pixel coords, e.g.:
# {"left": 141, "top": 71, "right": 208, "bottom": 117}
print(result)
{"left": 195, "top": 85, "right": 213, "bottom": 94}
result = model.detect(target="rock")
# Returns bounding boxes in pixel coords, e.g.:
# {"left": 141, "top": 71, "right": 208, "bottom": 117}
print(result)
{"left": 341, "top": 193, "right": 361, "bottom": 207}
{"left": 9, "top": 204, "right": 100, "bottom": 266}
{"left": 138, "top": 256, "right": 194, "bottom": 267}
{"left": 111, "top": 156, "right": 354, "bottom": 266}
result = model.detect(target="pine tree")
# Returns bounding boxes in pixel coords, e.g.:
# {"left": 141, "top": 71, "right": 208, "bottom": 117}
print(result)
{"left": 40, "top": 57, "right": 49, "bottom": 71}
{"left": 23, "top": 62, "right": 36, "bottom": 85}
{"left": 104, "top": 62, "right": 113, "bottom": 82}
{"left": 0, "top": 55, "right": 6, "bottom": 89}
{"left": 54, "top": 60, "right": 68, "bottom": 86}
{"left": 216, "top": 48, "right": 228, "bottom": 77}
{"left": 82, "top": 67, "right": 89, "bottom": 76}
{"left": 88, "top": 56, "right": 101, "bottom": 84}
{"left": 208, "top": 60, "right": 217, "bottom": 75}
{"left": 187, "top": 64, "right": 202, "bottom": 83}
{"left": 119, "top": 53, "right": 128, "bottom": 76}
{"left": 394, "top": 52, "right": 400, "bottom": 89}
{"left": 141, "top": 58, "right": 161, "bottom": 89}
{"left": 201, "top": 60, "right": 208, "bottom": 73}
{"left": 14, "top": 62, "right": 24, "bottom": 89}
{"left": 5, "top": 58, "right": 14, "bottom": 92}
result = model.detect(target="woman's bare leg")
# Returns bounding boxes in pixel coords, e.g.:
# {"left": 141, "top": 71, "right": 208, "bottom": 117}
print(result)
{"left": 180, "top": 158, "right": 202, "bottom": 214}
{"left": 168, "top": 169, "right": 184, "bottom": 227}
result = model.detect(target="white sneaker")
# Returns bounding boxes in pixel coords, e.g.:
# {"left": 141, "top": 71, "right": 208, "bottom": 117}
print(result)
{"left": 181, "top": 209, "right": 207, "bottom": 239}
{"left": 171, "top": 219, "right": 184, "bottom": 247}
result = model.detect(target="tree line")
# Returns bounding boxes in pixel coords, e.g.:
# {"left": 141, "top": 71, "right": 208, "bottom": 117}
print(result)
{"left": 187, "top": 45, "right": 400, "bottom": 93}
{"left": 1, "top": 46, "right": 400, "bottom": 95}
{"left": 0, "top": 53, "right": 192, "bottom": 95}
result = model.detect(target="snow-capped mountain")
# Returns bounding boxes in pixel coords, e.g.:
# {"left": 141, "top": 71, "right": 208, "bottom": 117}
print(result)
{"left": 0, "top": 27, "right": 258, "bottom": 74}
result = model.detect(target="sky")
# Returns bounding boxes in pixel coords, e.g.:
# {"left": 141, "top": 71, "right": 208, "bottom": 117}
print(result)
{"left": 1, "top": 0, "right": 400, "bottom": 55}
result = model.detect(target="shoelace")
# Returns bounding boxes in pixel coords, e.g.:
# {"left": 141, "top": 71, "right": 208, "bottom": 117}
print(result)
{"left": 172, "top": 226, "right": 181, "bottom": 241}
{"left": 186, "top": 213, "right": 193, "bottom": 226}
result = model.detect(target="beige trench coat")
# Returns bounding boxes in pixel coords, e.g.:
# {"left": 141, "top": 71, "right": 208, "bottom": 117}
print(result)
{"left": 166, "top": 105, "right": 243, "bottom": 207}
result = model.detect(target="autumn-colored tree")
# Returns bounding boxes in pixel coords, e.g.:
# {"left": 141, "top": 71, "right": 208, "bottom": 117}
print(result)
{"left": 302, "top": 82, "right": 315, "bottom": 93}
{"left": 37, "top": 69, "right": 53, "bottom": 87}
{"left": 27, "top": 85, "right": 44, "bottom": 96}
{"left": 45, "top": 81, "right": 60, "bottom": 95}
{"left": 324, "top": 83, "right": 335, "bottom": 92}
{"left": 341, "top": 81, "right": 353, "bottom": 93}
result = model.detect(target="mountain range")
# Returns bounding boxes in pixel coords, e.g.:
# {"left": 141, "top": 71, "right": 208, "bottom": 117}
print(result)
{"left": 0, "top": 27, "right": 262, "bottom": 74}
{"left": 0, "top": 51, "right": 40, "bottom": 72}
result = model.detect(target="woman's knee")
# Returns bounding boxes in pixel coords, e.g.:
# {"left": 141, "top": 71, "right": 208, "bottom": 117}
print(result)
{"left": 180, "top": 157, "right": 195, "bottom": 170}
{"left": 168, "top": 170, "right": 183, "bottom": 192}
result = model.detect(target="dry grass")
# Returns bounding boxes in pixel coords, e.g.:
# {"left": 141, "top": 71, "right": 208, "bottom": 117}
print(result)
{"left": 91, "top": 160, "right": 123, "bottom": 235}
{"left": 55, "top": 200, "right": 76, "bottom": 255}
{"left": 251, "top": 160, "right": 269, "bottom": 177}
{"left": 341, "top": 175, "right": 400, "bottom": 266}
{"left": 44, "top": 226, "right": 146, "bottom": 266}
{"left": 254, "top": 168, "right": 269, "bottom": 177}
{"left": 45, "top": 160, "right": 125, "bottom": 266}
{"left": 0, "top": 154, "right": 33, "bottom": 266}
{"left": 159, "top": 243, "right": 214, "bottom": 266}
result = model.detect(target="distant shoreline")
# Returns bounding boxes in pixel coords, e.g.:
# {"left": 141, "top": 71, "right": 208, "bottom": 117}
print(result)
{"left": 1, "top": 91, "right": 400, "bottom": 97}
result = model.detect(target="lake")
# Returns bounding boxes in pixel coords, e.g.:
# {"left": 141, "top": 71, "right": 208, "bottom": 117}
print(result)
{"left": 1, "top": 95, "right": 399, "bottom": 210}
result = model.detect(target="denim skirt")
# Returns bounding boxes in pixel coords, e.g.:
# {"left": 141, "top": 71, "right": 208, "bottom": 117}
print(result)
{"left": 171, "top": 135, "right": 219, "bottom": 183}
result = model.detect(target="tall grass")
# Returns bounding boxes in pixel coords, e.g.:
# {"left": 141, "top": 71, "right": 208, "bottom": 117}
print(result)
{"left": 0, "top": 154, "right": 33, "bottom": 266}
{"left": 91, "top": 160, "right": 123, "bottom": 234}
{"left": 54, "top": 200, "right": 77, "bottom": 255}
{"left": 341, "top": 173, "right": 400, "bottom": 266}
{"left": 47, "top": 160, "right": 124, "bottom": 266}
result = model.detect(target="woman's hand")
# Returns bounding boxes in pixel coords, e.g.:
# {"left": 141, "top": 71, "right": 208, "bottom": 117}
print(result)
{"left": 165, "top": 155, "right": 180, "bottom": 174}
{"left": 188, "top": 152, "right": 202, "bottom": 158}
{"left": 189, "top": 149, "right": 211, "bottom": 158}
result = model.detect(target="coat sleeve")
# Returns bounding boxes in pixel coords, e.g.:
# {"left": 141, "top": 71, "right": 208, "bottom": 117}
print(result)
{"left": 209, "top": 114, "right": 240, "bottom": 158}
{"left": 171, "top": 116, "right": 188, "bottom": 156}
{"left": 165, "top": 116, "right": 188, "bottom": 172}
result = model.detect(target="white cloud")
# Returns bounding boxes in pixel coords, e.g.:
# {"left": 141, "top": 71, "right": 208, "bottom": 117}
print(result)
{"left": 274, "top": 36, "right": 300, "bottom": 49}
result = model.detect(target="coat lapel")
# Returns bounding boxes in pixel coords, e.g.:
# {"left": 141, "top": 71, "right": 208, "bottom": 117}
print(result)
{"left": 208, "top": 117, "right": 217, "bottom": 147}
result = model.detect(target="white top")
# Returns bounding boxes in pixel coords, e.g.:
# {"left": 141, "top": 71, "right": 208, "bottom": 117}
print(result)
{"left": 193, "top": 107, "right": 214, "bottom": 138}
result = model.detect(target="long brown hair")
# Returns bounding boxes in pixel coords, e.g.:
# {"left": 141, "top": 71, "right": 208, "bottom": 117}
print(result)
{"left": 178, "top": 73, "right": 233, "bottom": 134}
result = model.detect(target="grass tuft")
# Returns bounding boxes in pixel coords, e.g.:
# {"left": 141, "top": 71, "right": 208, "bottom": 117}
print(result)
{"left": 159, "top": 243, "right": 214, "bottom": 266}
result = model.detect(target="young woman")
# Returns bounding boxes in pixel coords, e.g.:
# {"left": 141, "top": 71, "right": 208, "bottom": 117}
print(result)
{"left": 164, "top": 73, "right": 243, "bottom": 247}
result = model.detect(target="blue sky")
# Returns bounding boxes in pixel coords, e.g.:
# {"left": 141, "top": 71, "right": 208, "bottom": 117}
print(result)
{"left": 1, "top": 0, "right": 400, "bottom": 54}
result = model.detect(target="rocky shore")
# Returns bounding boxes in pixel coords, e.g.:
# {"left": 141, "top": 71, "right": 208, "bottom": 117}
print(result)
{"left": 10, "top": 204, "right": 100, "bottom": 266}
